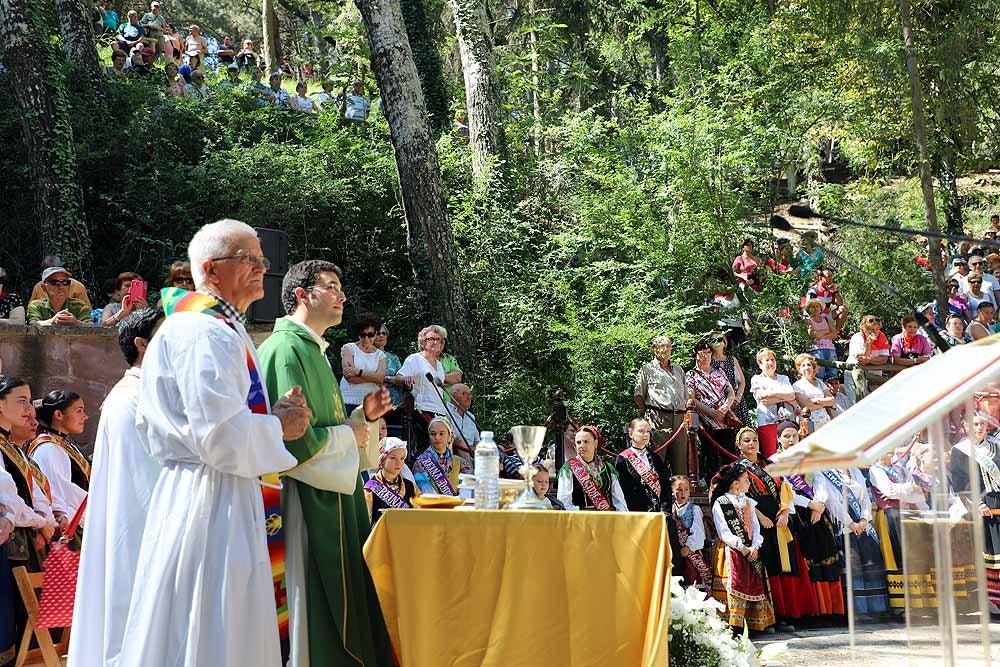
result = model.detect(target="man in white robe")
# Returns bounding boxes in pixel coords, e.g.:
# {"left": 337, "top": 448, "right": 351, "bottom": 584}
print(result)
{"left": 68, "top": 308, "right": 165, "bottom": 667}
{"left": 117, "top": 220, "right": 311, "bottom": 667}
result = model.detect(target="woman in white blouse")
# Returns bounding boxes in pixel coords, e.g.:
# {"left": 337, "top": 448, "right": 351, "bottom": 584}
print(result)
{"left": 749, "top": 347, "right": 797, "bottom": 458}
{"left": 340, "top": 314, "right": 387, "bottom": 413}
{"left": 792, "top": 353, "right": 838, "bottom": 428}
{"left": 398, "top": 325, "right": 449, "bottom": 450}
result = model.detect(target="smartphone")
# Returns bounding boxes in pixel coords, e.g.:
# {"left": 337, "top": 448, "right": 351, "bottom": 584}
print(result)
{"left": 127, "top": 279, "right": 147, "bottom": 303}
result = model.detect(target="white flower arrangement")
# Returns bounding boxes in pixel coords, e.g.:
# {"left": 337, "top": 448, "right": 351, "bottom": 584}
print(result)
{"left": 667, "top": 577, "right": 765, "bottom": 667}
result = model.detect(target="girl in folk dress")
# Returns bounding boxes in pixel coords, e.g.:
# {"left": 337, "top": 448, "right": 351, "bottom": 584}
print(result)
{"left": 364, "top": 437, "right": 418, "bottom": 526}
{"left": 778, "top": 422, "right": 845, "bottom": 617}
{"left": 557, "top": 426, "right": 628, "bottom": 511}
{"left": 710, "top": 462, "right": 776, "bottom": 634}
{"left": 671, "top": 476, "right": 711, "bottom": 589}
{"left": 735, "top": 427, "right": 819, "bottom": 630}
{"left": 412, "top": 417, "right": 460, "bottom": 496}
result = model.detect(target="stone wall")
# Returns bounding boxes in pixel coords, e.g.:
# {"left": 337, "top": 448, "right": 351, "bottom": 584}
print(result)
{"left": 0, "top": 322, "right": 274, "bottom": 454}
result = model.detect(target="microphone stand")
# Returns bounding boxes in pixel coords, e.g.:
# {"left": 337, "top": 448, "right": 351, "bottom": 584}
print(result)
{"left": 771, "top": 215, "right": 950, "bottom": 353}
{"left": 424, "top": 371, "right": 474, "bottom": 460}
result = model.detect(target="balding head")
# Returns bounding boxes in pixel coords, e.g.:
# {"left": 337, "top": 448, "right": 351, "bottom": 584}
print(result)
{"left": 450, "top": 383, "right": 472, "bottom": 411}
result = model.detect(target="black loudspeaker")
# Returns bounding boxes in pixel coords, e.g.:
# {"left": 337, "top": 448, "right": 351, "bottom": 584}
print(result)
{"left": 247, "top": 227, "right": 289, "bottom": 323}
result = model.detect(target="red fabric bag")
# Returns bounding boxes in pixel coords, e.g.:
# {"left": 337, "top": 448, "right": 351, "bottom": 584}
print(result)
{"left": 36, "top": 498, "right": 87, "bottom": 629}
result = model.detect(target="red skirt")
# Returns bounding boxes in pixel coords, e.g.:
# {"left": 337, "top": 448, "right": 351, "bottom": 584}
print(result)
{"left": 767, "top": 542, "right": 820, "bottom": 619}
{"left": 758, "top": 423, "right": 778, "bottom": 460}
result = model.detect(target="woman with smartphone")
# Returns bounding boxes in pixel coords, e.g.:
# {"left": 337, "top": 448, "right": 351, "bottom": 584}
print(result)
{"left": 100, "top": 272, "right": 149, "bottom": 327}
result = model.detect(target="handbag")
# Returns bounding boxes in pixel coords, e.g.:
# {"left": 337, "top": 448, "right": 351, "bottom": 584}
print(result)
{"left": 35, "top": 497, "right": 86, "bottom": 629}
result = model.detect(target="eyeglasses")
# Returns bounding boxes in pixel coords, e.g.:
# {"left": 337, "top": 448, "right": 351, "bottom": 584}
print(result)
{"left": 210, "top": 253, "right": 270, "bottom": 270}
{"left": 970, "top": 280, "right": 983, "bottom": 285}
{"left": 422, "top": 336, "right": 444, "bottom": 343}
{"left": 948, "top": 283, "right": 959, "bottom": 289}
{"left": 377, "top": 330, "right": 388, "bottom": 337}
{"left": 359, "top": 331, "right": 377, "bottom": 339}
{"left": 305, "top": 282, "right": 345, "bottom": 297}
{"left": 173, "top": 276, "right": 194, "bottom": 285}
{"left": 970, "top": 262, "right": 985, "bottom": 267}
{"left": 45, "top": 279, "right": 71, "bottom": 287}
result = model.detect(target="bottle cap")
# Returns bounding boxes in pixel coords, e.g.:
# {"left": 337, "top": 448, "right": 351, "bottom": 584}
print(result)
{"left": 480, "top": 431, "right": 494, "bottom": 440}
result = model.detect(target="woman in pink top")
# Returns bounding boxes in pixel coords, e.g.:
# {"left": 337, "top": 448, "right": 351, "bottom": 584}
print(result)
{"left": 889, "top": 314, "right": 932, "bottom": 368}
{"left": 805, "top": 298, "right": 838, "bottom": 380}
{"left": 732, "top": 239, "right": 761, "bottom": 287}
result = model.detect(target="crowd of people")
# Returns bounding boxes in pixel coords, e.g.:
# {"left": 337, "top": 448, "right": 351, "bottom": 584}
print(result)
{"left": 93, "top": 0, "right": 376, "bottom": 120}
{"left": 0, "top": 211, "right": 995, "bottom": 665}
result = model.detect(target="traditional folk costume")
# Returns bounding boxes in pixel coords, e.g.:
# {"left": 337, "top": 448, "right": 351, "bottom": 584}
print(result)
{"left": 672, "top": 499, "right": 711, "bottom": 589}
{"left": 69, "top": 367, "right": 162, "bottom": 667}
{"left": 739, "top": 456, "right": 819, "bottom": 621}
{"left": 710, "top": 482, "right": 775, "bottom": 632}
{"left": 364, "top": 438, "right": 418, "bottom": 526}
{"left": 614, "top": 445, "right": 684, "bottom": 572}
{"left": 413, "top": 446, "right": 460, "bottom": 496}
{"left": 258, "top": 316, "right": 393, "bottom": 667}
{"left": 869, "top": 462, "right": 927, "bottom": 611}
{"left": 557, "top": 455, "right": 628, "bottom": 512}
{"left": 28, "top": 430, "right": 89, "bottom": 521}
{"left": 949, "top": 435, "right": 1000, "bottom": 614}
{"left": 118, "top": 290, "right": 299, "bottom": 667}
{"left": 786, "top": 473, "right": 846, "bottom": 616}
{"left": 814, "top": 468, "right": 890, "bottom": 616}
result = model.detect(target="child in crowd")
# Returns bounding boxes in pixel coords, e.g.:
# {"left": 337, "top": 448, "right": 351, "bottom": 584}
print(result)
{"left": 671, "top": 475, "right": 710, "bottom": 589}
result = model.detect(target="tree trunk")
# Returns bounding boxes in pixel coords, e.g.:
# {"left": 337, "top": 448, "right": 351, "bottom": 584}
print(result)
{"left": 262, "top": 0, "right": 279, "bottom": 75}
{"left": 899, "top": 0, "right": 948, "bottom": 323}
{"left": 529, "top": 0, "right": 542, "bottom": 157}
{"left": 400, "top": 0, "right": 449, "bottom": 133}
{"left": 354, "top": 0, "right": 474, "bottom": 367}
{"left": 54, "top": 0, "right": 101, "bottom": 95}
{"left": 0, "top": 0, "right": 93, "bottom": 282}
{"left": 448, "top": 0, "right": 503, "bottom": 178}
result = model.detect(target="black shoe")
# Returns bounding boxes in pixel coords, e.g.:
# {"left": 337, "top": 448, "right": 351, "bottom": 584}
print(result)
{"left": 775, "top": 621, "right": 795, "bottom": 632}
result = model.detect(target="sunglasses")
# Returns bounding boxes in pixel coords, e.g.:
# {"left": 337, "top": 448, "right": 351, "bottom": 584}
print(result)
{"left": 45, "top": 279, "right": 71, "bottom": 287}
{"left": 359, "top": 331, "right": 378, "bottom": 338}
{"left": 970, "top": 280, "right": 983, "bottom": 285}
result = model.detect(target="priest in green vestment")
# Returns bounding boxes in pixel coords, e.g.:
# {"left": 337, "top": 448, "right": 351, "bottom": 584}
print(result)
{"left": 257, "top": 259, "right": 394, "bottom": 667}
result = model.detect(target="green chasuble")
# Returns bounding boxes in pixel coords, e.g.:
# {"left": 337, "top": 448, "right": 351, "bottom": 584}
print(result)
{"left": 258, "top": 317, "right": 394, "bottom": 667}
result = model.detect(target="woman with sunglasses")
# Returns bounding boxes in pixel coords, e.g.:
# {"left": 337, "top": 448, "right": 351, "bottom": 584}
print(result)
{"left": 964, "top": 274, "right": 997, "bottom": 320}
{"left": 164, "top": 261, "right": 195, "bottom": 290}
{"left": 339, "top": 312, "right": 387, "bottom": 415}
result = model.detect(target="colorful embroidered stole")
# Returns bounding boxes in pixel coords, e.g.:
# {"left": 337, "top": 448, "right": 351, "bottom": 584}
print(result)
{"left": 567, "top": 457, "right": 612, "bottom": 511}
{"left": 740, "top": 458, "right": 794, "bottom": 572}
{"left": 28, "top": 432, "right": 91, "bottom": 483}
{"left": 621, "top": 448, "right": 660, "bottom": 500}
{"left": 0, "top": 438, "right": 50, "bottom": 502}
{"left": 673, "top": 502, "right": 711, "bottom": 584}
{"left": 414, "top": 449, "right": 456, "bottom": 496}
{"left": 161, "top": 287, "right": 289, "bottom": 639}
{"left": 718, "top": 496, "right": 765, "bottom": 579}
{"left": 364, "top": 477, "right": 411, "bottom": 509}
{"left": 820, "top": 470, "right": 878, "bottom": 541}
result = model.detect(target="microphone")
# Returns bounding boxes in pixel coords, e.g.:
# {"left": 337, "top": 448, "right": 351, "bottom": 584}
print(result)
{"left": 424, "top": 371, "right": 474, "bottom": 457}
{"left": 769, "top": 215, "right": 950, "bottom": 353}
{"left": 785, "top": 205, "right": 1000, "bottom": 251}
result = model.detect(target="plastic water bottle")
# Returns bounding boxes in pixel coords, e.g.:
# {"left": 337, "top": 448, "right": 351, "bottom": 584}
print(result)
{"left": 474, "top": 431, "right": 500, "bottom": 510}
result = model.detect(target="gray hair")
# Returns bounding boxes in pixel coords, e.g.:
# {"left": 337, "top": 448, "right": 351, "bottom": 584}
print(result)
{"left": 651, "top": 335, "right": 672, "bottom": 349}
{"left": 188, "top": 219, "right": 257, "bottom": 286}
{"left": 417, "top": 324, "right": 447, "bottom": 349}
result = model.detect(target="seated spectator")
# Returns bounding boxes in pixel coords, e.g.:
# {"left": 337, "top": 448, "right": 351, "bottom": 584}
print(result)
{"left": 100, "top": 0, "right": 118, "bottom": 34}
{"left": 765, "top": 238, "right": 797, "bottom": 275}
{"left": 988, "top": 252, "right": 1000, "bottom": 276}
{"left": 963, "top": 255, "right": 1000, "bottom": 303}
{"left": 314, "top": 79, "right": 336, "bottom": 111}
{"left": 889, "top": 314, "right": 932, "bottom": 368}
{"left": 290, "top": 81, "right": 315, "bottom": 113}
{"left": 796, "top": 231, "right": 825, "bottom": 274}
{"left": 825, "top": 375, "right": 852, "bottom": 413}
{"left": 216, "top": 35, "right": 236, "bottom": 64}
{"left": 964, "top": 273, "right": 997, "bottom": 319}
{"left": 244, "top": 66, "right": 269, "bottom": 104}
{"left": 0, "top": 268, "right": 25, "bottom": 324}
{"left": 266, "top": 72, "right": 290, "bottom": 107}
{"left": 731, "top": 238, "right": 761, "bottom": 288}
{"left": 339, "top": 313, "right": 387, "bottom": 414}
{"left": 991, "top": 214, "right": 1000, "bottom": 233}
{"left": 845, "top": 313, "right": 890, "bottom": 402}
{"left": 115, "top": 10, "right": 151, "bottom": 54}
{"left": 279, "top": 54, "right": 295, "bottom": 77}
{"left": 99, "top": 272, "right": 148, "bottom": 326}
{"left": 184, "top": 24, "right": 207, "bottom": 70}
{"left": 163, "top": 23, "right": 182, "bottom": 64}
{"left": 946, "top": 278, "right": 971, "bottom": 320}
{"left": 30, "top": 256, "right": 91, "bottom": 308}
{"left": 342, "top": 78, "right": 371, "bottom": 122}
{"left": 164, "top": 261, "right": 194, "bottom": 289}
{"left": 806, "top": 267, "right": 848, "bottom": 331}
{"left": 139, "top": 1, "right": 166, "bottom": 58}
{"left": 218, "top": 63, "right": 241, "bottom": 88}
{"left": 184, "top": 69, "right": 210, "bottom": 98}
{"left": 804, "top": 298, "right": 838, "bottom": 379}
{"left": 236, "top": 39, "right": 258, "bottom": 69}
{"left": 940, "top": 314, "right": 967, "bottom": 349}
{"left": 27, "top": 267, "right": 92, "bottom": 326}
{"left": 447, "top": 383, "right": 480, "bottom": 473}
{"left": 302, "top": 62, "right": 315, "bottom": 79}
{"left": 177, "top": 62, "right": 192, "bottom": 85}
{"left": 948, "top": 255, "right": 969, "bottom": 281}
{"left": 106, "top": 49, "right": 128, "bottom": 76}
{"left": 532, "top": 465, "right": 564, "bottom": 510}
{"left": 968, "top": 302, "right": 997, "bottom": 341}
{"left": 127, "top": 47, "right": 152, "bottom": 76}
{"left": 165, "top": 61, "right": 184, "bottom": 97}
